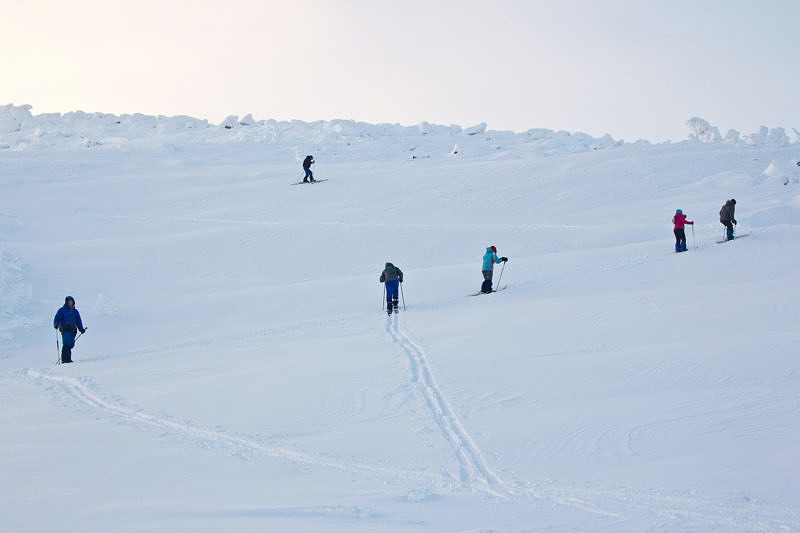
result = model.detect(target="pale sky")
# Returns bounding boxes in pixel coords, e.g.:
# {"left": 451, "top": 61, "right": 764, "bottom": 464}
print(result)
{"left": 1, "top": 0, "right": 798, "bottom": 141}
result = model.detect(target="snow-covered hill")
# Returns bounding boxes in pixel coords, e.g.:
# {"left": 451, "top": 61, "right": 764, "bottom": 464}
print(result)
{"left": 1, "top": 106, "right": 799, "bottom": 532}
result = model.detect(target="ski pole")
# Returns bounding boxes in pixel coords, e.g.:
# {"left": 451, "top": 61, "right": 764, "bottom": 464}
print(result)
{"left": 56, "top": 330, "right": 61, "bottom": 365}
{"left": 74, "top": 331, "right": 84, "bottom": 344}
{"left": 400, "top": 282, "right": 406, "bottom": 311}
{"left": 495, "top": 261, "right": 506, "bottom": 289}
{"left": 691, "top": 225, "right": 696, "bottom": 249}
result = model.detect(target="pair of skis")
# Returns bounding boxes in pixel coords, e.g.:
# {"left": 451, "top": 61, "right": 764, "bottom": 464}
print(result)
{"left": 716, "top": 233, "right": 749, "bottom": 244}
{"left": 469, "top": 285, "right": 508, "bottom": 297}
{"left": 291, "top": 179, "right": 328, "bottom": 186}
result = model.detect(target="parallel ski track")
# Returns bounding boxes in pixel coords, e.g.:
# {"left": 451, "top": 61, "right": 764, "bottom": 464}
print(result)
{"left": 21, "top": 334, "right": 800, "bottom": 529}
{"left": 25, "top": 369, "right": 438, "bottom": 486}
{"left": 383, "top": 318, "right": 800, "bottom": 529}
{"left": 385, "top": 315, "right": 512, "bottom": 501}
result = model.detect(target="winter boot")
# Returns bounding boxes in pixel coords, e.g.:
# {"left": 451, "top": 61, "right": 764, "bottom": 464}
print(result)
{"left": 392, "top": 296, "right": 399, "bottom": 311}
{"left": 681, "top": 241, "right": 688, "bottom": 252}
{"left": 675, "top": 242, "right": 682, "bottom": 253}
{"left": 727, "top": 228, "right": 734, "bottom": 241}
{"left": 481, "top": 279, "right": 492, "bottom": 293}
{"left": 387, "top": 299, "right": 393, "bottom": 315}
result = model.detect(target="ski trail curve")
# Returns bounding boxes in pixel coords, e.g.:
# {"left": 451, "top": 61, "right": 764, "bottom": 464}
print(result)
{"left": 26, "top": 369, "right": 437, "bottom": 485}
{"left": 385, "top": 316, "right": 512, "bottom": 500}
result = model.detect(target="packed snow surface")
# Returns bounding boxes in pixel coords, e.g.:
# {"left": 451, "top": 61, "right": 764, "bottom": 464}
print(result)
{"left": 1, "top": 105, "right": 800, "bottom": 532}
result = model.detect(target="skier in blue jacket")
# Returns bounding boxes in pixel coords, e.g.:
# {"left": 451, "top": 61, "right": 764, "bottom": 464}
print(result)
{"left": 53, "top": 296, "right": 86, "bottom": 363}
{"left": 481, "top": 246, "right": 507, "bottom": 293}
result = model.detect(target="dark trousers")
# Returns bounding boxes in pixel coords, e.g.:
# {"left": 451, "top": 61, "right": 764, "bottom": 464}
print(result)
{"left": 674, "top": 228, "right": 686, "bottom": 245}
{"left": 481, "top": 270, "right": 493, "bottom": 293}
{"left": 61, "top": 330, "right": 76, "bottom": 363}
{"left": 721, "top": 220, "right": 734, "bottom": 240}
{"left": 303, "top": 167, "right": 313, "bottom": 181}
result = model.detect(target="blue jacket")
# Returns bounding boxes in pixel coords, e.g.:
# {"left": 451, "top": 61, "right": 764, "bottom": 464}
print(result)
{"left": 482, "top": 247, "right": 501, "bottom": 271}
{"left": 54, "top": 306, "right": 85, "bottom": 333}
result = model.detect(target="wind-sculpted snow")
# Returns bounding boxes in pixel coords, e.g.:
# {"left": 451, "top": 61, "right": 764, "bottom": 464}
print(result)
{"left": 0, "top": 103, "right": 624, "bottom": 156}
{"left": 2, "top": 105, "right": 796, "bottom": 157}
{"left": 687, "top": 116, "right": 798, "bottom": 146}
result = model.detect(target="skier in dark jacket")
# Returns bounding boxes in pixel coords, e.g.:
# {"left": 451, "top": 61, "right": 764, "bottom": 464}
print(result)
{"left": 302, "top": 155, "right": 315, "bottom": 183}
{"left": 53, "top": 296, "right": 86, "bottom": 363}
{"left": 719, "top": 199, "right": 737, "bottom": 241}
{"left": 380, "top": 262, "right": 403, "bottom": 314}
{"left": 481, "top": 246, "right": 507, "bottom": 293}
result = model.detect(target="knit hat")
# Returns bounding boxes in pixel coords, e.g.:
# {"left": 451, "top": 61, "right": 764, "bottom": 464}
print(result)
{"left": 490, "top": 246, "right": 497, "bottom": 253}
{"left": 676, "top": 209, "right": 683, "bottom": 214}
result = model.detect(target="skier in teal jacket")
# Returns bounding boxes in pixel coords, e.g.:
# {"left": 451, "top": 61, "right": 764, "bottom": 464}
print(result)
{"left": 481, "top": 246, "right": 507, "bottom": 293}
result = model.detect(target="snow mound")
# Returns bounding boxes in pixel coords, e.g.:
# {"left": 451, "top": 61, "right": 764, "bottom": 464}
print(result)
{"left": 3, "top": 105, "right": 796, "bottom": 157}
{"left": 764, "top": 160, "right": 800, "bottom": 185}
{"left": 0, "top": 247, "right": 32, "bottom": 340}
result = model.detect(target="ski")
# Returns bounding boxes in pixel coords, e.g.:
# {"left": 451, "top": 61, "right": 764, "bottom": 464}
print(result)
{"left": 291, "top": 179, "right": 328, "bottom": 186}
{"left": 716, "top": 233, "right": 749, "bottom": 244}
{"left": 469, "top": 285, "right": 507, "bottom": 297}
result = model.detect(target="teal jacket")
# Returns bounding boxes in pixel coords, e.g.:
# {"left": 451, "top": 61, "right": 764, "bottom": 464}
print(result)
{"left": 482, "top": 248, "right": 501, "bottom": 271}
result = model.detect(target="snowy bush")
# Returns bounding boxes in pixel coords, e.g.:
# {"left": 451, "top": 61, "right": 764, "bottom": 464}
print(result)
{"left": 687, "top": 117, "right": 722, "bottom": 142}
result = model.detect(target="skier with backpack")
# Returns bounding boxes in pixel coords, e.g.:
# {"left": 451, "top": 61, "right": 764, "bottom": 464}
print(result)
{"left": 672, "top": 209, "right": 694, "bottom": 252}
{"left": 380, "top": 262, "right": 403, "bottom": 315}
{"left": 53, "top": 296, "right": 86, "bottom": 363}
{"left": 481, "top": 246, "right": 508, "bottom": 293}
{"left": 302, "top": 155, "right": 315, "bottom": 183}
{"left": 719, "top": 199, "right": 737, "bottom": 241}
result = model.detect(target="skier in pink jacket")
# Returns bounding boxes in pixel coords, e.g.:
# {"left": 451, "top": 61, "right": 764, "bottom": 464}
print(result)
{"left": 673, "top": 209, "right": 694, "bottom": 252}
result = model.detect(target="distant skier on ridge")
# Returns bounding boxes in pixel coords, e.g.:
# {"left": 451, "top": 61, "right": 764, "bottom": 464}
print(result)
{"left": 672, "top": 209, "right": 694, "bottom": 252}
{"left": 719, "top": 199, "right": 737, "bottom": 241}
{"left": 481, "top": 246, "right": 507, "bottom": 293}
{"left": 302, "top": 155, "right": 315, "bottom": 183}
{"left": 53, "top": 296, "right": 86, "bottom": 364}
{"left": 380, "top": 262, "right": 403, "bottom": 315}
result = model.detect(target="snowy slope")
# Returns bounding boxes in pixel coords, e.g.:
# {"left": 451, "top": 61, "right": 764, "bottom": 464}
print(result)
{"left": 1, "top": 108, "right": 800, "bottom": 532}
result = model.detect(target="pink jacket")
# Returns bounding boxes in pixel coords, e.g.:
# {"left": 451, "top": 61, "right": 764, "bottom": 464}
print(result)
{"left": 673, "top": 213, "right": 693, "bottom": 229}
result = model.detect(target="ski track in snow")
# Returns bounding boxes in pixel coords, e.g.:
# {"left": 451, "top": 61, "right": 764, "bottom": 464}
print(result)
{"left": 16, "top": 338, "right": 800, "bottom": 530}
{"left": 24, "top": 369, "right": 439, "bottom": 486}
{"left": 384, "top": 317, "right": 800, "bottom": 530}
{"left": 385, "top": 315, "right": 512, "bottom": 501}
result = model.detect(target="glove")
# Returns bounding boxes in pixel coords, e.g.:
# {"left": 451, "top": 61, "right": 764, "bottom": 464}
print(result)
{"left": 54, "top": 324, "right": 59, "bottom": 330}
{"left": 501, "top": 257, "right": 508, "bottom": 262}
{"left": 733, "top": 220, "right": 737, "bottom": 225}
